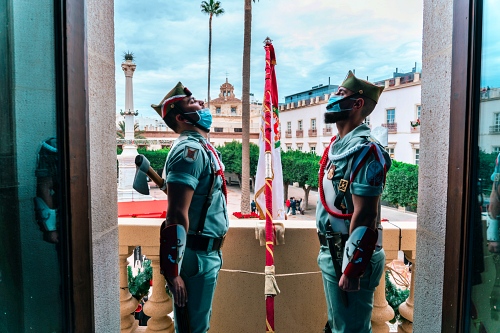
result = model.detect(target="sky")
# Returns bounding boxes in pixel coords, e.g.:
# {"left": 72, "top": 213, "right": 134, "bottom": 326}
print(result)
{"left": 115, "top": 0, "right": 423, "bottom": 118}
{"left": 481, "top": 0, "right": 500, "bottom": 88}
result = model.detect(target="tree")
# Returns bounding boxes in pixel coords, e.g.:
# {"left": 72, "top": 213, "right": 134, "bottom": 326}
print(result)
{"left": 281, "top": 150, "right": 320, "bottom": 209}
{"left": 217, "top": 141, "right": 259, "bottom": 187}
{"left": 116, "top": 121, "right": 145, "bottom": 139}
{"left": 240, "top": 0, "right": 256, "bottom": 214}
{"left": 200, "top": 0, "right": 225, "bottom": 108}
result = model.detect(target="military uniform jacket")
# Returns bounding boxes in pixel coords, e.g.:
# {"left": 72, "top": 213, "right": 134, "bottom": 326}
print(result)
{"left": 492, "top": 153, "right": 500, "bottom": 184}
{"left": 164, "top": 130, "right": 229, "bottom": 238}
{"left": 316, "top": 124, "right": 391, "bottom": 235}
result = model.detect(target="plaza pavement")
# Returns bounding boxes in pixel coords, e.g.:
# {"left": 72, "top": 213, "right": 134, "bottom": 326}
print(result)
{"left": 149, "top": 183, "right": 418, "bottom": 223}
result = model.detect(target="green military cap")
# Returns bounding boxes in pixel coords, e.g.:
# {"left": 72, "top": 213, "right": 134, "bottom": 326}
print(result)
{"left": 151, "top": 81, "right": 192, "bottom": 118}
{"left": 341, "top": 70, "right": 384, "bottom": 103}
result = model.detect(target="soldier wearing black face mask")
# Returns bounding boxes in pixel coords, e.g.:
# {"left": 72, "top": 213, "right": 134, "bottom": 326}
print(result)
{"left": 317, "top": 71, "right": 390, "bottom": 333}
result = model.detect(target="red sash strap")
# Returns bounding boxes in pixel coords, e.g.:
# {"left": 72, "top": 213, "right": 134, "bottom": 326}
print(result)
{"left": 318, "top": 136, "right": 352, "bottom": 220}
{"left": 206, "top": 144, "right": 228, "bottom": 202}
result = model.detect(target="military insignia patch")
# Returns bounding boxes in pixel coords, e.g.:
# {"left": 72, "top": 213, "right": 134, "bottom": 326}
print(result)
{"left": 183, "top": 146, "right": 199, "bottom": 163}
{"left": 366, "top": 160, "right": 384, "bottom": 186}
{"left": 495, "top": 173, "right": 500, "bottom": 183}
{"left": 327, "top": 164, "right": 336, "bottom": 180}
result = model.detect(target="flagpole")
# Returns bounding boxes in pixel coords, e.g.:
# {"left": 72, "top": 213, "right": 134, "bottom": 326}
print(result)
{"left": 263, "top": 37, "right": 275, "bottom": 333}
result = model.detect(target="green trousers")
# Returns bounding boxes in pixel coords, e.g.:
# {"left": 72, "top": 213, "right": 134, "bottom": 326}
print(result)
{"left": 318, "top": 247, "right": 385, "bottom": 333}
{"left": 175, "top": 248, "right": 222, "bottom": 333}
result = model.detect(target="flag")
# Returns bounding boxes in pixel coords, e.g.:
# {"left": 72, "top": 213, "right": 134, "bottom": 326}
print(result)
{"left": 255, "top": 37, "right": 283, "bottom": 333}
{"left": 254, "top": 42, "right": 285, "bottom": 221}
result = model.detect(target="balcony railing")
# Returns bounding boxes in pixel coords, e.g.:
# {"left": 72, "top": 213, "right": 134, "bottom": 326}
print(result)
{"left": 296, "top": 130, "right": 303, "bottom": 138}
{"left": 118, "top": 218, "right": 416, "bottom": 333}
{"left": 285, "top": 130, "right": 292, "bottom": 138}
{"left": 323, "top": 128, "right": 332, "bottom": 136}
{"left": 382, "top": 122, "right": 398, "bottom": 133}
{"left": 490, "top": 125, "right": 500, "bottom": 134}
{"left": 308, "top": 129, "right": 317, "bottom": 137}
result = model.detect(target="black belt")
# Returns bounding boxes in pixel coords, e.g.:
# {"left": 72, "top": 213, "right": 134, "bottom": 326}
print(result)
{"left": 187, "top": 234, "right": 225, "bottom": 251}
{"left": 318, "top": 233, "right": 328, "bottom": 246}
{"left": 318, "top": 232, "right": 348, "bottom": 247}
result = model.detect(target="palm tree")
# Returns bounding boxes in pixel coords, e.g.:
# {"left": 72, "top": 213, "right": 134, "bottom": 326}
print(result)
{"left": 200, "top": 0, "right": 225, "bottom": 108}
{"left": 240, "top": 0, "right": 256, "bottom": 214}
{"left": 116, "top": 121, "right": 145, "bottom": 139}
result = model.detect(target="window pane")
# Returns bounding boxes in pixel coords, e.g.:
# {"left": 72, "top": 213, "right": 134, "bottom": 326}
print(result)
{"left": 0, "top": 1, "right": 66, "bottom": 331}
{"left": 468, "top": 1, "right": 500, "bottom": 331}
{"left": 387, "top": 109, "right": 395, "bottom": 123}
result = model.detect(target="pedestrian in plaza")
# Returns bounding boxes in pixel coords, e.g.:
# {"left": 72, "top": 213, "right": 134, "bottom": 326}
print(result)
{"left": 152, "top": 82, "right": 228, "bottom": 333}
{"left": 251, "top": 199, "right": 256, "bottom": 213}
{"left": 296, "top": 198, "right": 303, "bottom": 215}
{"left": 316, "top": 71, "right": 391, "bottom": 333}
{"left": 290, "top": 197, "right": 296, "bottom": 215}
{"left": 285, "top": 198, "right": 291, "bottom": 214}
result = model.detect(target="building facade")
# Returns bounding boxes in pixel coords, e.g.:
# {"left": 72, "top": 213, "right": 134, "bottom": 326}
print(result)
{"left": 279, "top": 72, "right": 422, "bottom": 164}
{"left": 116, "top": 79, "right": 262, "bottom": 149}
{"left": 479, "top": 87, "right": 500, "bottom": 153}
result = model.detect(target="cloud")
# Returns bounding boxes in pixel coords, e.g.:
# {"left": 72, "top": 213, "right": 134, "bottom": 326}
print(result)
{"left": 115, "top": 0, "right": 423, "bottom": 116}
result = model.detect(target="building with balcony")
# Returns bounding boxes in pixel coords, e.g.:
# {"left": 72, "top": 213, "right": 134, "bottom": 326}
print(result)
{"left": 479, "top": 87, "right": 500, "bottom": 153}
{"left": 1, "top": 0, "right": 496, "bottom": 332}
{"left": 279, "top": 71, "right": 422, "bottom": 164}
{"left": 115, "top": 79, "right": 263, "bottom": 149}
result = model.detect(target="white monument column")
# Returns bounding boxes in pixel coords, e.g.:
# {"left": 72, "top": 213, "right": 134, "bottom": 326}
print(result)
{"left": 117, "top": 53, "right": 151, "bottom": 201}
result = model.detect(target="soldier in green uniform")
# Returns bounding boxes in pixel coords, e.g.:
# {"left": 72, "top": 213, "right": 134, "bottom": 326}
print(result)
{"left": 152, "top": 82, "right": 229, "bottom": 333}
{"left": 487, "top": 153, "right": 500, "bottom": 253}
{"left": 316, "top": 71, "right": 391, "bottom": 333}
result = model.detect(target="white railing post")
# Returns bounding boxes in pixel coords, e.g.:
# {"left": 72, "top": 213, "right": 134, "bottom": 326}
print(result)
{"left": 120, "top": 250, "right": 139, "bottom": 333}
{"left": 372, "top": 258, "right": 396, "bottom": 333}
{"left": 398, "top": 258, "right": 415, "bottom": 333}
{"left": 143, "top": 255, "right": 174, "bottom": 333}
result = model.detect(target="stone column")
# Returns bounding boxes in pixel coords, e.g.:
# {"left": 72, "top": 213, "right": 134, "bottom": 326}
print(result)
{"left": 119, "top": 252, "right": 139, "bottom": 333}
{"left": 143, "top": 256, "right": 174, "bottom": 333}
{"left": 118, "top": 57, "right": 151, "bottom": 201}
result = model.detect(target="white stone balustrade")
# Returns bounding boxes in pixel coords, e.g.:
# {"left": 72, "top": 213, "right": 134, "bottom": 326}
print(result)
{"left": 118, "top": 218, "right": 416, "bottom": 332}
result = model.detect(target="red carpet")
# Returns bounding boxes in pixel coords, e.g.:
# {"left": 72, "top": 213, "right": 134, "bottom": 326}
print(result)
{"left": 118, "top": 200, "right": 168, "bottom": 218}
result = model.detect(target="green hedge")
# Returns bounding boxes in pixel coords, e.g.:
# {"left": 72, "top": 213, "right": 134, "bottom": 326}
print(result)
{"left": 382, "top": 161, "right": 419, "bottom": 210}
{"left": 137, "top": 148, "right": 170, "bottom": 173}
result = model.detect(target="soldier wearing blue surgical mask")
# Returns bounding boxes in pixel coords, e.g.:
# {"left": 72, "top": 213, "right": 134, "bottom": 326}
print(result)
{"left": 151, "top": 82, "right": 228, "bottom": 333}
{"left": 317, "top": 71, "right": 391, "bottom": 333}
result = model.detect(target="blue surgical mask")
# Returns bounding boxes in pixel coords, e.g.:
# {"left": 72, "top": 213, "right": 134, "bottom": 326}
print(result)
{"left": 184, "top": 108, "right": 213, "bottom": 130}
{"left": 325, "top": 94, "right": 359, "bottom": 112}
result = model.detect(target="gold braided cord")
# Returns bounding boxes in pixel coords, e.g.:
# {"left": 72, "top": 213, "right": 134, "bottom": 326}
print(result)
{"left": 386, "top": 260, "right": 410, "bottom": 289}
{"left": 266, "top": 241, "right": 274, "bottom": 258}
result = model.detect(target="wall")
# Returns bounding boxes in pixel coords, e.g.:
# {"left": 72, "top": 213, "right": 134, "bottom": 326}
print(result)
{"left": 12, "top": 0, "right": 62, "bottom": 330}
{"left": 414, "top": 0, "right": 453, "bottom": 331}
{"left": 211, "top": 220, "right": 326, "bottom": 332}
{"left": 370, "top": 83, "right": 422, "bottom": 164}
{"left": 87, "top": 0, "right": 121, "bottom": 330}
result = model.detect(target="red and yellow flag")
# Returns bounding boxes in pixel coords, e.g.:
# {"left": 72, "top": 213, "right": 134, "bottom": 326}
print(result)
{"left": 254, "top": 38, "right": 283, "bottom": 333}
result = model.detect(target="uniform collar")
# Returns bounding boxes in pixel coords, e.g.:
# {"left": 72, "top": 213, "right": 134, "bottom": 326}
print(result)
{"left": 335, "top": 124, "right": 371, "bottom": 147}
{"left": 181, "top": 130, "right": 206, "bottom": 141}
{"left": 328, "top": 124, "right": 371, "bottom": 161}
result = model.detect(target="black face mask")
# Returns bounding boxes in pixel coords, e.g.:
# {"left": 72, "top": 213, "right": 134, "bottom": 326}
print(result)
{"left": 324, "top": 110, "right": 351, "bottom": 124}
